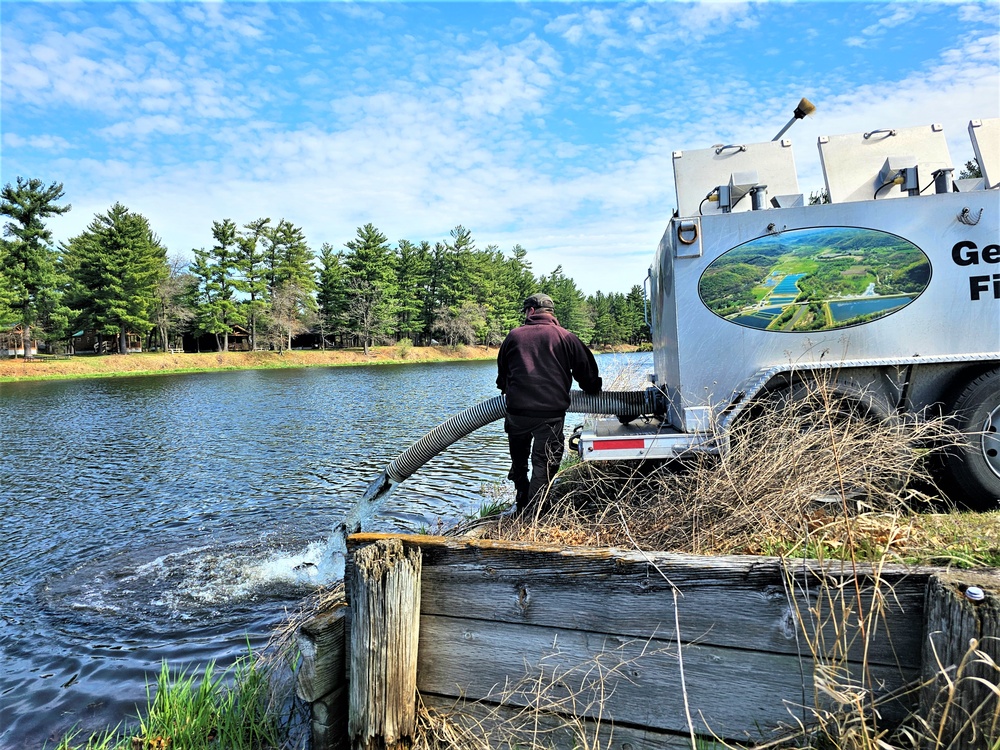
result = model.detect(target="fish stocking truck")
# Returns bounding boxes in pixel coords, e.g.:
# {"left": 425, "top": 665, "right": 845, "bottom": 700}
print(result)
{"left": 573, "top": 104, "right": 1000, "bottom": 509}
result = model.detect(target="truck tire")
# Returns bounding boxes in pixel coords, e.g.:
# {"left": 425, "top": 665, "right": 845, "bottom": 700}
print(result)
{"left": 742, "top": 375, "right": 895, "bottom": 427}
{"left": 730, "top": 376, "right": 906, "bottom": 504}
{"left": 939, "top": 368, "right": 1000, "bottom": 509}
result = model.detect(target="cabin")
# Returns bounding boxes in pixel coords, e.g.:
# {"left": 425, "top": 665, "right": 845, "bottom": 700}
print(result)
{"left": 1, "top": 325, "right": 39, "bottom": 358}
{"left": 72, "top": 329, "right": 143, "bottom": 354}
{"left": 182, "top": 324, "right": 252, "bottom": 353}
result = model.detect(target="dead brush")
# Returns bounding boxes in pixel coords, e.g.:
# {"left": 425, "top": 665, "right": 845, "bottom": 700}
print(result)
{"left": 490, "top": 374, "right": 958, "bottom": 557}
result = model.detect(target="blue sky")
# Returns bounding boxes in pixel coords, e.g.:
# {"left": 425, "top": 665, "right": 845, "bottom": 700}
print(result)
{"left": 2, "top": 1, "right": 998, "bottom": 295}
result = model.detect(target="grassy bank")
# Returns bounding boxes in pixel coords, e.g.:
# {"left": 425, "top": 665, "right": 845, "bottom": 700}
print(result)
{"left": 0, "top": 345, "right": 498, "bottom": 383}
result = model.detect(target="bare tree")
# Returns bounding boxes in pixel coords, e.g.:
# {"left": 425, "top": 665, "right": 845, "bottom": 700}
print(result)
{"left": 433, "top": 301, "right": 485, "bottom": 348}
{"left": 261, "top": 280, "right": 315, "bottom": 352}
{"left": 153, "top": 255, "right": 197, "bottom": 351}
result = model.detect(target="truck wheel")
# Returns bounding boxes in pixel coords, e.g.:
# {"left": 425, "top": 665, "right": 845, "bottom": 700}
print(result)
{"left": 939, "top": 368, "right": 1000, "bottom": 509}
{"left": 741, "top": 376, "right": 894, "bottom": 428}
{"left": 730, "top": 377, "right": 904, "bottom": 503}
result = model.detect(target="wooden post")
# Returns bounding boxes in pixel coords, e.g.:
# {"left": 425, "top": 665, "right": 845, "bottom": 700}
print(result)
{"left": 921, "top": 572, "right": 1000, "bottom": 750}
{"left": 348, "top": 537, "right": 422, "bottom": 750}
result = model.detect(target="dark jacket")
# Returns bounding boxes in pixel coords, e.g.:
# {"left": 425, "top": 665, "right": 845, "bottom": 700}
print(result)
{"left": 496, "top": 311, "right": 602, "bottom": 417}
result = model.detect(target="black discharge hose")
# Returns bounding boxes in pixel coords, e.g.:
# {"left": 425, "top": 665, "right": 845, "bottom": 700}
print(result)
{"left": 342, "top": 388, "right": 661, "bottom": 534}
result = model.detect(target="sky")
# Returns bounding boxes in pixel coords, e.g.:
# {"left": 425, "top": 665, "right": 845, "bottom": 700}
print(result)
{"left": 2, "top": 1, "right": 998, "bottom": 296}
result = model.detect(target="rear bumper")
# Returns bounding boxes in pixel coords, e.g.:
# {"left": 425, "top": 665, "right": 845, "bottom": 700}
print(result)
{"left": 577, "top": 415, "right": 716, "bottom": 461}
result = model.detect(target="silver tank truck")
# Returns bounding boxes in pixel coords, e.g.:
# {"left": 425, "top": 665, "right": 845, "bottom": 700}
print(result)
{"left": 578, "top": 108, "right": 1000, "bottom": 508}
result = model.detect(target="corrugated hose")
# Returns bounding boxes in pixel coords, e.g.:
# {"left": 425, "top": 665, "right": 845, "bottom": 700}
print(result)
{"left": 341, "top": 388, "right": 661, "bottom": 533}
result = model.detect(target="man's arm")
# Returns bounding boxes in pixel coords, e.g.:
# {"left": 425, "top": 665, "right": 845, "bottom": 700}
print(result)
{"left": 496, "top": 341, "right": 508, "bottom": 393}
{"left": 572, "top": 337, "right": 602, "bottom": 394}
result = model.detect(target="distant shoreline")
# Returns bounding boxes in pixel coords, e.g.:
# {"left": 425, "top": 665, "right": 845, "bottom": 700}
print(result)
{"left": 0, "top": 344, "right": 640, "bottom": 383}
{"left": 0, "top": 346, "right": 498, "bottom": 383}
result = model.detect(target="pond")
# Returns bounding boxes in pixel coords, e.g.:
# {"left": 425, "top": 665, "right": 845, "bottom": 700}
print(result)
{"left": 828, "top": 295, "right": 914, "bottom": 323}
{"left": 0, "top": 354, "right": 646, "bottom": 747}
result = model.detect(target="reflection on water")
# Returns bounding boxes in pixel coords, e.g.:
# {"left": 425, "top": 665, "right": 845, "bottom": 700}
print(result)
{"left": 0, "top": 353, "right": 647, "bottom": 746}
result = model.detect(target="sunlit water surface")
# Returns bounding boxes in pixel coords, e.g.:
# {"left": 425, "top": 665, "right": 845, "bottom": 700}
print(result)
{"left": 0, "top": 354, "right": 643, "bottom": 747}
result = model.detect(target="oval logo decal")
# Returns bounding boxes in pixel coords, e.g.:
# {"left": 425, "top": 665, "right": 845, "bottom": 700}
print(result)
{"left": 698, "top": 226, "right": 930, "bottom": 332}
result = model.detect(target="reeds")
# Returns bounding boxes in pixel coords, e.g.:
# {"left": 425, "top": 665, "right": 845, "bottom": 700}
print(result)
{"left": 51, "top": 649, "right": 282, "bottom": 750}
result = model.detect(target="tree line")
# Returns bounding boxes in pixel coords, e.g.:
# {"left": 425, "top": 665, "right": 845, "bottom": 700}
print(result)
{"left": 0, "top": 177, "right": 650, "bottom": 358}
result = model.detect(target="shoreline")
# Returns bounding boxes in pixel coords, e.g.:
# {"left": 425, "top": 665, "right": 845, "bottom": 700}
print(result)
{"left": 0, "top": 345, "right": 501, "bottom": 383}
{"left": 0, "top": 344, "right": 642, "bottom": 383}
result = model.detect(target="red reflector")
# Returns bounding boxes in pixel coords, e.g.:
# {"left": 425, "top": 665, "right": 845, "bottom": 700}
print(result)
{"left": 593, "top": 439, "right": 645, "bottom": 450}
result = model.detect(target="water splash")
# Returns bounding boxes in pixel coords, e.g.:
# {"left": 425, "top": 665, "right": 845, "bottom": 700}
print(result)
{"left": 314, "top": 469, "right": 401, "bottom": 583}
{"left": 43, "top": 540, "right": 332, "bottom": 628}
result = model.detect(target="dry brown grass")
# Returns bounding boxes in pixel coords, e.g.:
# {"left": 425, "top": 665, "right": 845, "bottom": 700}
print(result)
{"left": 483, "top": 376, "right": 966, "bottom": 566}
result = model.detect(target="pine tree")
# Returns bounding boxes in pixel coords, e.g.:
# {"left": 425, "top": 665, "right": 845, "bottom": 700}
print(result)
{"left": 63, "top": 203, "right": 166, "bottom": 354}
{"left": 421, "top": 241, "right": 449, "bottom": 343}
{"left": 0, "top": 244, "right": 12, "bottom": 326}
{"left": 235, "top": 217, "right": 271, "bottom": 350}
{"left": 344, "top": 223, "right": 396, "bottom": 354}
{"left": 540, "top": 265, "right": 593, "bottom": 341}
{"left": 189, "top": 219, "right": 245, "bottom": 351}
{"left": 589, "top": 290, "right": 615, "bottom": 346}
{"left": 393, "top": 239, "right": 430, "bottom": 344}
{"left": 316, "top": 243, "right": 349, "bottom": 348}
{"left": 959, "top": 159, "right": 982, "bottom": 179}
{"left": 265, "top": 219, "right": 315, "bottom": 294}
{"left": 437, "top": 225, "right": 477, "bottom": 310}
{"left": 624, "top": 285, "right": 650, "bottom": 344}
{"left": 0, "top": 177, "right": 72, "bottom": 358}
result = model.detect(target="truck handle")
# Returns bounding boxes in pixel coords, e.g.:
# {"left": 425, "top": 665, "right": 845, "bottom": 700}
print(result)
{"left": 643, "top": 269, "right": 651, "bottom": 329}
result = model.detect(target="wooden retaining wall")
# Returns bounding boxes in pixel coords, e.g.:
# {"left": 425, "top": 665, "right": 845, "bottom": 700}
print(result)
{"left": 297, "top": 534, "right": 999, "bottom": 750}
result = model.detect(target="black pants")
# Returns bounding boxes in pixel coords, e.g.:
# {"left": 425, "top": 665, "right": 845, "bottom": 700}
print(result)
{"left": 505, "top": 414, "right": 565, "bottom": 513}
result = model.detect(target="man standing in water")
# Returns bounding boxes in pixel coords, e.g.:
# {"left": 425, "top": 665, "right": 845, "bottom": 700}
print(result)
{"left": 496, "top": 293, "right": 602, "bottom": 515}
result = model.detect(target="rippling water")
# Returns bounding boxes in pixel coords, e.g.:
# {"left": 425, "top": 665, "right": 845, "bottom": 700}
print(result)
{"left": 0, "top": 354, "right": 644, "bottom": 747}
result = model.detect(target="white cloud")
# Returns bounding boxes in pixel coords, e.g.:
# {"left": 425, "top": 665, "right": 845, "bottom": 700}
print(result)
{"left": 98, "top": 115, "right": 186, "bottom": 140}
{"left": 134, "top": 2, "right": 188, "bottom": 38}
{"left": 457, "top": 38, "right": 558, "bottom": 117}
{"left": 2, "top": 132, "right": 71, "bottom": 151}
{"left": 609, "top": 103, "right": 645, "bottom": 121}
{"left": 958, "top": 2, "right": 996, "bottom": 23}
{"left": 8, "top": 61, "right": 49, "bottom": 90}
{"left": 861, "top": 4, "right": 921, "bottom": 36}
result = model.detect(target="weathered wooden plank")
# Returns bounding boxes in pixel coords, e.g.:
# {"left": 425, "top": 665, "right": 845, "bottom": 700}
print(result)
{"left": 920, "top": 571, "right": 1000, "bottom": 750}
{"left": 420, "top": 693, "right": 701, "bottom": 750}
{"left": 348, "top": 538, "right": 422, "bottom": 750}
{"left": 313, "top": 684, "right": 350, "bottom": 750}
{"left": 349, "top": 533, "right": 926, "bottom": 668}
{"left": 298, "top": 608, "right": 348, "bottom": 703}
{"left": 416, "top": 613, "right": 918, "bottom": 742}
